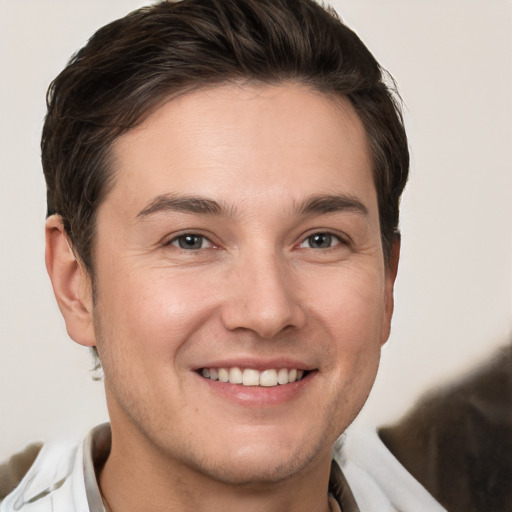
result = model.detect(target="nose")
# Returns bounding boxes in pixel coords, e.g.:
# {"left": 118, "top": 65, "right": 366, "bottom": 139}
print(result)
{"left": 220, "top": 251, "right": 306, "bottom": 338}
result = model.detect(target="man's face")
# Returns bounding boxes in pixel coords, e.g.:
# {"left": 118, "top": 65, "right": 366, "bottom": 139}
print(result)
{"left": 89, "top": 84, "right": 396, "bottom": 484}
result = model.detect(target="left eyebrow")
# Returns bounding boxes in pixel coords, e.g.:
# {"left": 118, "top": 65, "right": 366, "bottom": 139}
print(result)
{"left": 295, "top": 194, "right": 369, "bottom": 217}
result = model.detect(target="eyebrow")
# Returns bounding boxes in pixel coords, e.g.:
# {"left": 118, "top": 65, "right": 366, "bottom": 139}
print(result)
{"left": 137, "top": 194, "right": 227, "bottom": 218}
{"left": 296, "top": 194, "right": 369, "bottom": 217}
{"left": 136, "top": 193, "right": 368, "bottom": 219}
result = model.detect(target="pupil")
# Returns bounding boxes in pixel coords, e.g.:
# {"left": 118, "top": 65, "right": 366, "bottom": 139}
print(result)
{"left": 310, "top": 233, "right": 330, "bottom": 248}
{"left": 180, "top": 235, "right": 201, "bottom": 249}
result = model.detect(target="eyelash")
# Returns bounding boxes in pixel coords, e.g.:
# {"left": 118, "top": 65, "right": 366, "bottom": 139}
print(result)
{"left": 298, "top": 232, "right": 345, "bottom": 250}
{"left": 165, "top": 231, "right": 346, "bottom": 252}
{"left": 165, "top": 233, "right": 214, "bottom": 251}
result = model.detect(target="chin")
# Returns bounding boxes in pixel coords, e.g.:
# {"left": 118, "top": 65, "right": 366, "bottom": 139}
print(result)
{"left": 199, "top": 453, "right": 311, "bottom": 487}
{"left": 190, "top": 430, "right": 328, "bottom": 487}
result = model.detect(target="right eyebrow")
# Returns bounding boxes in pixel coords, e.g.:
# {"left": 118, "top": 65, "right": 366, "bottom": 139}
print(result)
{"left": 136, "top": 194, "right": 230, "bottom": 219}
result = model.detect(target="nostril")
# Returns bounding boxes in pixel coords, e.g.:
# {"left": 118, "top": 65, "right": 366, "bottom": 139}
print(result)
{"left": 219, "top": 270, "right": 306, "bottom": 337}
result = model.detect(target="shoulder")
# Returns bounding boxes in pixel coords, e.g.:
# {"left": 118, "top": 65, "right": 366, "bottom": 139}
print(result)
{"left": 0, "top": 437, "right": 85, "bottom": 512}
{"left": 0, "top": 443, "right": 43, "bottom": 501}
{"left": 335, "top": 426, "right": 447, "bottom": 511}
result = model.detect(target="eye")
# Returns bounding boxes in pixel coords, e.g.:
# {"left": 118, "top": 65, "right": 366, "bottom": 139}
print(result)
{"left": 299, "top": 232, "right": 341, "bottom": 249}
{"left": 168, "top": 234, "right": 213, "bottom": 250}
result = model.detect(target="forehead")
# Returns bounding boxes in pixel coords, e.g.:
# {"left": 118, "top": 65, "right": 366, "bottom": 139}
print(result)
{"left": 107, "top": 83, "right": 375, "bottom": 217}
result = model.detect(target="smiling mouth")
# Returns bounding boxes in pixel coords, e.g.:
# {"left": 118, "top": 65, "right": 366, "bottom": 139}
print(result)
{"left": 198, "top": 367, "right": 309, "bottom": 387}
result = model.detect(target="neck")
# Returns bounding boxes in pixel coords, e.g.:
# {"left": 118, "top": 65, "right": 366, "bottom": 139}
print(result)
{"left": 99, "top": 421, "right": 334, "bottom": 512}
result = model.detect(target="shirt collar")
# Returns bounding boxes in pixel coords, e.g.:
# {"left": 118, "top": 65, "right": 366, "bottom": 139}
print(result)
{"left": 83, "top": 423, "right": 111, "bottom": 512}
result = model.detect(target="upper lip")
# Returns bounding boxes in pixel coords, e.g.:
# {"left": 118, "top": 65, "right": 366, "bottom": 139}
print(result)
{"left": 192, "top": 357, "right": 314, "bottom": 372}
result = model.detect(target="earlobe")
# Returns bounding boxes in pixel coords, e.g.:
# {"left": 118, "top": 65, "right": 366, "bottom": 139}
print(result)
{"left": 45, "top": 215, "right": 96, "bottom": 347}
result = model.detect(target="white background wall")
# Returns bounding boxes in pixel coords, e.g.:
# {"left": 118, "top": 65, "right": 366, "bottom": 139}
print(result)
{"left": 0, "top": 0, "right": 510, "bottom": 460}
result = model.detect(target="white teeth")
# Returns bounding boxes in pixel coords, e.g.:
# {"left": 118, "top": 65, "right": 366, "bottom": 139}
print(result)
{"left": 242, "top": 369, "right": 260, "bottom": 386}
{"left": 218, "top": 368, "right": 229, "bottom": 382}
{"left": 229, "top": 367, "right": 243, "bottom": 384}
{"left": 201, "top": 367, "right": 307, "bottom": 387}
{"left": 260, "top": 369, "right": 278, "bottom": 387}
{"left": 277, "top": 368, "right": 289, "bottom": 385}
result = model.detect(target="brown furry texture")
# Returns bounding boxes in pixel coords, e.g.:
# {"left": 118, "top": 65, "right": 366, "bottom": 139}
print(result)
{"left": 380, "top": 344, "right": 512, "bottom": 512}
{"left": 0, "top": 443, "right": 42, "bottom": 500}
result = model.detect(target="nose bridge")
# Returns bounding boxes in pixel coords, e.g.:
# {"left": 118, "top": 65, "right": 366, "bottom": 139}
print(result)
{"left": 221, "top": 245, "right": 305, "bottom": 338}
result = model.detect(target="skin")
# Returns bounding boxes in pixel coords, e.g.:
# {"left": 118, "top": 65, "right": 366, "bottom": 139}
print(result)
{"left": 46, "top": 83, "right": 399, "bottom": 512}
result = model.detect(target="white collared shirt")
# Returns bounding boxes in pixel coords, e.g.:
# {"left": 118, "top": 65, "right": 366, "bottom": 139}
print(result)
{"left": 1, "top": 424, "right": 446, "bottom": 512}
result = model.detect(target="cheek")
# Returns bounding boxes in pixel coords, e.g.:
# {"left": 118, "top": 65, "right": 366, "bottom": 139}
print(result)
{"left": 312, "top": 266, "right": 386, "bottom": 408}
{"left": 331, "top": 349, "right": 380, "bottom": 432}
{"left": 93, "top": 267, "right": 221, "bottom": 368}
{"left": 316, "top": 266, "right": 386, "bottom": 346}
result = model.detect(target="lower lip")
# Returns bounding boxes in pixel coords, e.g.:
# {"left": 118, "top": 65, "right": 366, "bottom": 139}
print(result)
{"left": 196, "top": 372, "right": 314, "bottom": 407}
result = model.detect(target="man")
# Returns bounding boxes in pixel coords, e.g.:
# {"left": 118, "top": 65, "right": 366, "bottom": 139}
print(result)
{"left": 0, "top": 0, "right": 446, "bottom": 510}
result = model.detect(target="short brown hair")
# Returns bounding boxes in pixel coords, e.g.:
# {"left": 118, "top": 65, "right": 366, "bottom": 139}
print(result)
{"left": 42, "top": 0, "right": 409, "bottom": 275}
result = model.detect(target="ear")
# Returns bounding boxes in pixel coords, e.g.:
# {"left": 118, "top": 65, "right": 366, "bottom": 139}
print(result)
{"left": 381, "top": 236, "right": 400, "bottom": 345}
{"left": 45, "top": 215, "right": 96, "bottom": 347}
